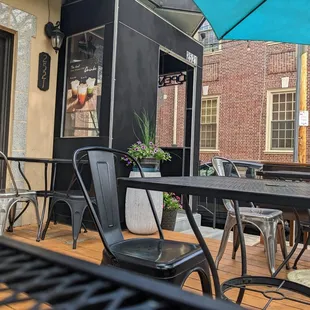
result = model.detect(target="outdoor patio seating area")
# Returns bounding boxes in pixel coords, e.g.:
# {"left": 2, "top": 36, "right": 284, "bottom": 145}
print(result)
{"left": 5, "top": 224, "right": 310, "bottom": 309}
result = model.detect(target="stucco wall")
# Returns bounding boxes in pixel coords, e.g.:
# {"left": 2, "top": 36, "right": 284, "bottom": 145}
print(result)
{"left": 0, "top": 0, "right": 61, "bottom": 225}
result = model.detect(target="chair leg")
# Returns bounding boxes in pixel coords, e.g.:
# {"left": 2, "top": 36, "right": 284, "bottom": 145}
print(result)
{"left": 68, "top": 201, "right": 88, "bottom": 250}
{"left": 41, "top": 200, "right": 57, "bottom": 240}
{"left": 81, "top": 222, "right": 88, "bottom": 233}
{"left": 260, "top": 221, "right": 278, "bottom": 275}
{"left": 293, "top": 230, "right": 310, "bottom": 270}
{"left": 277, "top": 221, "right": 290, "bottom": 270}
{"left": 197, "top": 268, "right": 212, "bottom": 295}
{"left": 0, "top": 201, "right": 12, "bottom": 236}
{"left": 215, "top": 213, "right": 236, "bottom": 268}
{"left": 28, "top": 197, "right": 41, "bottom": 242}
{"left": 177, "top": 265, "right": 212, "bottom": 296}
{"left": 232, "top": 223, "right": 245, "bottom": 259}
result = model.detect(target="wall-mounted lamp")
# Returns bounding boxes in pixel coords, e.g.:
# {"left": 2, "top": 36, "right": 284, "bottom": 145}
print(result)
{"left": 45, "top": 21, "right": 64, "bottom": 53}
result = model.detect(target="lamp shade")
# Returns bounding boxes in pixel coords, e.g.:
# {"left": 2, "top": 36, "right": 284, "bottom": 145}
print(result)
{"left": 51, "top": 28, "right": 65, "bottom": 52}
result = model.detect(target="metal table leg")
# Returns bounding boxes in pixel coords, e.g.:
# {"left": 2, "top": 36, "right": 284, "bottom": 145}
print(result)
{"left": 36, "top": 163, "right": 49, "bottom": 242}
{"left": 183, "top": 195, "right": 221, "bottom": 299}
{"left": 232, "top": 200, "right": 247, "bottom": 304}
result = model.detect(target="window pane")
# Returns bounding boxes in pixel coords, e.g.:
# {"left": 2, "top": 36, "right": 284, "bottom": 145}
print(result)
{"left": 287, "top": 93, "right": 292, "bottom": 102}
{"left": 279, "top": 139, "right": 285, "bottom": 148}
{"left": 280, "top": 103, "right": 285, "bottom": 111}
{"left": 272, "top": 139, "right": 278, "bottom": 148}
{"left": 272, "top": 131, "right": 278, "bottom": 139}
{"left": 280, "top": 94, "right": 285, "bottom": 102}
{"left": 286, "top": 102, "right": 292, "bottom": 111}
{"left": 272, "top": 112, "right": 278, "bottom": 120}
{"left": 273, "top": 103, "right": 279, "bottom": 111}
{"left": 273, "top": 94, "right": 279, "bottom": 103}
{"left": 280, "top": 112, "right": 285, "bottom": 120}
{"left": 286, "top": 140, "right": 292, "bottom": 148}
{"left": 286, "top": 130, "right": 293, "bottom": 139}
{"left": 286, "top": 112, "right": 292, "bottom": 120}
{"left": 286, "top": 121, "right": 293, "bottom": 130}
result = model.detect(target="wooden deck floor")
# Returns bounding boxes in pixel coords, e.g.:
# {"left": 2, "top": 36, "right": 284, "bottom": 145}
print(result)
{"left": 4, "top": 224, "right": 310, "bottom": 310}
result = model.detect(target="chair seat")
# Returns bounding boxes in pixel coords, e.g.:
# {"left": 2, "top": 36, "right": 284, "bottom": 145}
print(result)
{"left": 230, "top": 207, "right": 282, "bottom": 220}
{"left": 106, "top": 238, "right": 205, "bottom": 278}
{"left": 0, "top": 189, "right": 36, "bottom": 197}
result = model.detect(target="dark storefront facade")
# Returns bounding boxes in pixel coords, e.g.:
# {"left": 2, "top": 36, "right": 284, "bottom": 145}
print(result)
{"left": 53, "top": 0, "right": 204, "bottom": 227}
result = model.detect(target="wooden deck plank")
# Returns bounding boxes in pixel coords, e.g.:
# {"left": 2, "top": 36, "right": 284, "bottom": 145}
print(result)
{"left": 3, "top": 224, "right": 310, "bottom": 310}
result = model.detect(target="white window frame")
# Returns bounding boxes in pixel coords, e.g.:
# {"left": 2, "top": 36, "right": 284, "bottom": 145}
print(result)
{"left": 265, "top": 88, "right": 296, "bottom": 153}
{"left": 200, "top": 96, "right": 220, "bottom": 152}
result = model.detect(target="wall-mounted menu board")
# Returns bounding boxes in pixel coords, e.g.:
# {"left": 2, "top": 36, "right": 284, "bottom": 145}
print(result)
{"left": 62, "top": 26, "right": 104, "bottom": 138}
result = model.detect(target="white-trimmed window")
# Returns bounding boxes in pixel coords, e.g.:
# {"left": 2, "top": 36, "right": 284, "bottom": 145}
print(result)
{"left": 266, "top": 89, "right": 296, "bottom": 151}
{"left": 198, "top": 21, "right": 220, "bottom": 53}
{"left": 200, "top": 97, "right": 219, "bottom": 150}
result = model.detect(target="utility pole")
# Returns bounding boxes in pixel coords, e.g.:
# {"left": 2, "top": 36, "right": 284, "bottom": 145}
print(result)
{"left": 298, "top": 45, "right": 308, "bottom": 164}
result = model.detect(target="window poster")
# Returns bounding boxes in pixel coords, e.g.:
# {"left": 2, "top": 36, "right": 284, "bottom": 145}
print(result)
{"left": 63, "top": 26, "right": 104, "bottom": 137}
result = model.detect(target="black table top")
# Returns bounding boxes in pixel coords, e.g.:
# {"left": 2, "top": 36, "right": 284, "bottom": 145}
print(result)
{"left": 257, "top": 170, "right": 310, "bottom": 180}
{"left": 0, "top": 237, "right": 240, "bottom": 310}
{"left": 119, "top": 176, "right": 310, "bottom": 210}
{"left": 6, "top": 156, "right": 72, "bottom": 164}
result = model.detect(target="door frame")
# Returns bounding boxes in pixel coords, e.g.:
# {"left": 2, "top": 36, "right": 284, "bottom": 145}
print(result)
{"left": 0, "top": 29, "right": 14, "bottom": 188}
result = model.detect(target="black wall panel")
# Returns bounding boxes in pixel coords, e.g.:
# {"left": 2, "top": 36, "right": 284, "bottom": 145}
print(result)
{"left": 119, "top": 0, "right": 203, "bottom": 68}
{"left": 112, "top": 23, "right": 159, "bottom": 150}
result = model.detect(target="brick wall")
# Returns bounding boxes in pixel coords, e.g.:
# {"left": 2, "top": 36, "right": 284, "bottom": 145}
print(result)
{"left": 157, "top": 41, "right": 310, "bottom": 165}
{"left": 156, "top": 84, "right": 186, "bottom": 148}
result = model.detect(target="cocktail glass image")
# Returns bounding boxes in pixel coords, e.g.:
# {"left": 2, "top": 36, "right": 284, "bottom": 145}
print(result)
{"left": 71, "top": 80, "right": 80, "bottom": 98}
{"left": 78, "top": 84, "right": 87, "bottom": 105}
{"left": 86, "top": 78, "right": 96, "bottom": 97}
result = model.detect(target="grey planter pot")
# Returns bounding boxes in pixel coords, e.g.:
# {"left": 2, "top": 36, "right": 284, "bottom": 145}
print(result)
{"left": 125, "top": 171, "right": 163, "bottom": 235}
{"left": 161, "top": 209, "right": 178, "bottom": 231}
{"left": 133, "top": 158, "right": 160, "bottom": 172}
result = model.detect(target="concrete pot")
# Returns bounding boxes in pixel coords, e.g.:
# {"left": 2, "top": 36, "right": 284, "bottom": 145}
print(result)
{"left": 125, "top": 171, "right": 163, "bottom": 235}
{"left": 161, "top": 209, "right": 178, "bottom": 231}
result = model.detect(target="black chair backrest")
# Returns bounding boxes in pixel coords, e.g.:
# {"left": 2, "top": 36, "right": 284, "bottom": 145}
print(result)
{"left": 88, "top": 150, "right": 123, "bottom": 245}
{"left": 73, "top": 147, "right": 164, "bottom": 258}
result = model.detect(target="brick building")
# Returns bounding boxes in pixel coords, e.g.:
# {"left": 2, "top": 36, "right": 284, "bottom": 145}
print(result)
{"left": 157, "top": 22, "right": 310, "bottom": 164}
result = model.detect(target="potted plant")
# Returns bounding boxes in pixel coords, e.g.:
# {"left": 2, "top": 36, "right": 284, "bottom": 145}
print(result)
{"left": 123, "top": 111, "right": 171, "bottom": 235}
{"left": 122, "top": 111, "right": 171, "bottom": 171}
{"left": 161, "top": 193, "right": 182, "bottom": 231}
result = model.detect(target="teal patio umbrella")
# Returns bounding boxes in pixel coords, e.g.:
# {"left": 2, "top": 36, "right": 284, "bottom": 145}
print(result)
{"left": 193, "top": 0, "right": 310, "bottom": 45}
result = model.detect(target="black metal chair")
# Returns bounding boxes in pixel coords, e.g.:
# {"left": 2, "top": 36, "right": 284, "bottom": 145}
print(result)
{"left": 41, "top": 160, "right": 92, "bottom": 249}
{"left": 293, "top": 210, "right": 310, "bottom": 269}
{"left": 73, "top": 146, "right": 212, "bottom": 294}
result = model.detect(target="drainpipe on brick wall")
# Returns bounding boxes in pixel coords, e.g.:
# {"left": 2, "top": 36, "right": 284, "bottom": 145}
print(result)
{"left": 173, "top": 85, "right": 178, "bottom": 146}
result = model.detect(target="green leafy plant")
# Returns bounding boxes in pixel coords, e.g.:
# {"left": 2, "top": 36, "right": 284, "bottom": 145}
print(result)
{"left": 163, "top": 192, "right": 182, "bottom": 211}
{"left": 134, "top": 110, "right": 156, "bottom": 146}
{"left": 122, "top": 110, "right": 171, "bottom": 165}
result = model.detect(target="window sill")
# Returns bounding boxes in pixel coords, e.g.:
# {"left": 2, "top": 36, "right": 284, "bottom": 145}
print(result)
{"left": 264, "top": 150, "right": 293, "bottom": 154}
{"left": 266, "top": 41, "right": 281, "bottom": 46}
{"left": 200, "top": 149, "right": 219, "bottom": 153}
{"left": 203, "top": 50, "right": 222, "bottom": 56}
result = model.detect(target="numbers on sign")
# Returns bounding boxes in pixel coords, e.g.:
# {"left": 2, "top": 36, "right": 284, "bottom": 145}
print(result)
{"left": 186, "top": 51, "right": 198, "bottom": 66}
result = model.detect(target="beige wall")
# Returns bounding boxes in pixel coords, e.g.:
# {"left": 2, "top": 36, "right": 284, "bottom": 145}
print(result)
{"left": 1, "top": 0, "right": 61, "bottom": 225}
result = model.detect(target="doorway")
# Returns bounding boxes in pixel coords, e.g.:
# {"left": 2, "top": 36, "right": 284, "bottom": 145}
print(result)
{"left": 156, "top": 50, "right": 195, "bottom": 177}
{"left": 0, "top": 30, "right": 14, "bottom": 188}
